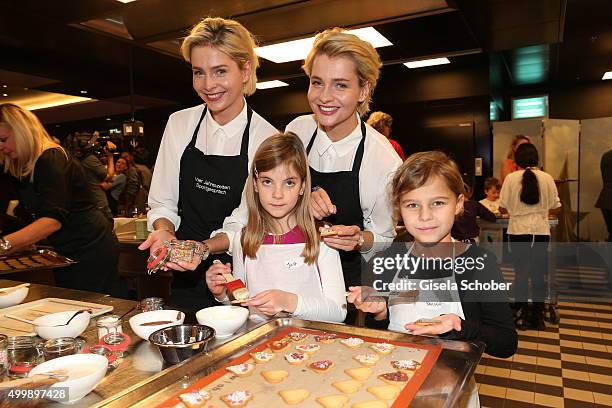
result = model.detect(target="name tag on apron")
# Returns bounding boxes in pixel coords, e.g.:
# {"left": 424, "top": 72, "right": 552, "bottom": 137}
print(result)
{"left": 285, "top": 257, "right": 305, "bottom": 270}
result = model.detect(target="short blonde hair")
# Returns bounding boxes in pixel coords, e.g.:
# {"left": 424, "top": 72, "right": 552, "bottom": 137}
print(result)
{"left": 302, "top": 28, "right": 382, "bottom": 116}
{"left": 367, "top": 111, "right": 393, "bottom": 133}
{"left": 0, "top": 103, "right": 63, "bottom": 180}
{"left": 181, "top": 17, "right": 259, "bottom": 96}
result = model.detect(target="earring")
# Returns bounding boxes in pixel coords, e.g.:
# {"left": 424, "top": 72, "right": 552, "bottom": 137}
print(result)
{"left": 299, "top": 189, "right": 304, "bottom": 195}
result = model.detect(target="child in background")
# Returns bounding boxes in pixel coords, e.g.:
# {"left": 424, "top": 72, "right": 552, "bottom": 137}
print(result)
{"left": 452, "top": 180, "right": 497, "bottom": 242}
{"left": 348, "top": 151, "right": 517, "bottom": 407}
{"left": 205, "top": 133, "right": 346, "bottom": 322}
{"left": 480, "top": 177, "right": 501, "bottom": 214}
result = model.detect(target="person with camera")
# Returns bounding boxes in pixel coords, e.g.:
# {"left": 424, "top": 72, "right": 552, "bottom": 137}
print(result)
{"left": 0, "top": 103, "right": 119, "bottom": 294}
{"left": 78, "top": 134, "right": 116, "bottom": 225}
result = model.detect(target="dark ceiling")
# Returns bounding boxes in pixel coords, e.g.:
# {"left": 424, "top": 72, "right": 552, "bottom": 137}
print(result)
{"left": 0, "top": 0, "right": 610, "bottom": 124}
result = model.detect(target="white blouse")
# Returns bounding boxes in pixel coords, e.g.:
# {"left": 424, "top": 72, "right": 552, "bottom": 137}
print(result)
{"left": 499, "top": 169, "right": 561, "bottom": 235}
{"left": 147, "top": 101, "right": 277, "bottom": 231}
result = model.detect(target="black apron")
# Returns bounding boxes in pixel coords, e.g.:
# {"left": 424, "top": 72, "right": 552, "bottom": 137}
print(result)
{"left": 172, "top": 105, "right": 252, "bottom": 310}
{"left": 305, "top": 119, "right": 366, "bottom": 289}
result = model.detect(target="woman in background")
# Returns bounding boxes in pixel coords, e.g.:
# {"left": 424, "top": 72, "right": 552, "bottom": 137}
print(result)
{"left": 0, "top": 103, "right": 119, "bottom": 294}
{"left": 500, "top": 135, "right": 530, "bottom": 183}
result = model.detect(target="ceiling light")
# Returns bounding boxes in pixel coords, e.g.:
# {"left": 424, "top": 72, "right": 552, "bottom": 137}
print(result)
{"left": 256, "top": 80, "right": 289, "bottom": 90}
{"left": 403, "top": 57, "right": 450, "bottom": 69}
{"left": 115, "top": 0, "right": 138, "bottom": 3}
{"left": 603, "top": 71, "right": 612, "bottom": 80}
{"left": 2, "top": 94, "right": 7, "bottom": 97}
{"left": 2, "top": 85, "right": 7, "bottom": 88}
{"left": 80, "top": 90, "right": 88, "bottom": 94}
{"left": 255, "top": 27, "right": 392, "bottom": 64}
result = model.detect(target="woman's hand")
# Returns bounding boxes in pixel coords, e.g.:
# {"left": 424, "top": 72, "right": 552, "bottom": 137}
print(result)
{"left": 139, "top": 228, "right": 175, "bottom": 255}
{"left": 347, "top": 286, "right": 387, "bottom": 319}
{"left": 323, "top": 225, "right": 362, "bottom": 251}
{"left": 404, "top": 314, "right": 462, "bottom": 336}
{"left": 242, "top": 290, "right": 297, "bottom": 316}
{"left": 205, "top": 262, "right": 230, "bottom": 298}
{"left": 310, "top": 187, "right": 336, "bottom": 220}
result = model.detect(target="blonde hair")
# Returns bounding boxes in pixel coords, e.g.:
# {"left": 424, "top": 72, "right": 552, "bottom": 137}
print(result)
{"left": 367, "top": 111, "right": 393, "bottom": 133}
{"left": 302, "top": 28, "right": 382, "bottom": 116}
{"left": 242, "top": 132, "right": 319, "bottom": 264}
{"left": 390, "top": 151, "right": 465, "bottom": 223}
{"left": 0, "top": 103, "right": 64, "bottom": 180}
{"left": 181, "top": 17, "right": 259, "bottom": 96}
{"left": 506, "top": 134, "right": 531, "bottom": 160}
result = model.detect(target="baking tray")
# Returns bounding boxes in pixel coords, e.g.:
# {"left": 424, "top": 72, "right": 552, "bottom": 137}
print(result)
{"left": 0, "top": 297, "right": 113, "bottom": 337}
{"left": 91, "top": 319, "right": 484, "bottom": 408}
{"left": 0, "top": 249, "right": 76, "bottom": 274}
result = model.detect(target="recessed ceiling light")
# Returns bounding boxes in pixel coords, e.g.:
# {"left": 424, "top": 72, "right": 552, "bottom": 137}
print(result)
{"left": 255, "top": 26, "right": 392, "bottom": 64}
{"left": 115, "top": 0, "right": 138, "bottom": 3}
{"left": 2, "top": 94, "right": 7, "bottom": 97}
{"left": 403, "top": 57, "right": 451, "bottom": 69}
{"left": 2, "top": 85, "right": 7, "bottom": 88}
{"left": 256, "top": 80, "right": 289, "bottom": 90}
{"left": 106, "top": 118, "right": 111, "bottom": 121}
{"left": 80, "top": 90, "right": 88, "bottom": 94}
{"left": 603, "top": 71, "right": 612, "bottom": 80}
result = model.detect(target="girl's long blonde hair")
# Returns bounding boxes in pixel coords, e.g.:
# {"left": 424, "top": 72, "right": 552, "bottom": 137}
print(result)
{"left": 241, "top": 132, "right": 319, "bottom": 264}
{"left": 0, "top": 103, "right": 65, "bottom": 180}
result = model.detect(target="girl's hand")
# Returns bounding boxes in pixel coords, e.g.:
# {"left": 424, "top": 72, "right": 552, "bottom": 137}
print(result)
{"left": 347, "top": 286, "right": 387, "bottom": 318}
{"left": 323, "top": 225, "right": 361, "bottom": 251}
{"left": 243, "top": 290, "right": 297, "bottom": 316}
{"left": 205, "top": 262, "right": 230, "bottom": 298}
{"left": 310, "top": 187, "right": 337, "bottom": 220}
{"left": 404, "top": 314, "right": 462, "bottom": 336}
{"left": 139, "top": 229, "right": 175, "bottom": 255}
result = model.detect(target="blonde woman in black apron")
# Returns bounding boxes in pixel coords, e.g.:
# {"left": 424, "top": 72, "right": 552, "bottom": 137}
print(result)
{"left": 348, "top": 152, "right": 518, "bottom": 408}
{"left": 140, "top": 18, "right": 276, "bottom": 311}
{"left": 283, "top": 29, "right": 402, "bottom": 323}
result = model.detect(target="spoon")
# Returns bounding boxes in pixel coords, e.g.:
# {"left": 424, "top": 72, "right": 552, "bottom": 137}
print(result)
{"left": 44, "top": 310, "right": 91, "bottom": 327}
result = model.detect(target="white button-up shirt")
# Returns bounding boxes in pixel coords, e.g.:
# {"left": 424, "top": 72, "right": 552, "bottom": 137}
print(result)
{"left": 147, "top": 101, "right": 277, "bottom": 231}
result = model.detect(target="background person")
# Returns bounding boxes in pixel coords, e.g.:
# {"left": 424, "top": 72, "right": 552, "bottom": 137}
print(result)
{"left": 500, "top": 134, "right": 530, "bottom": 183}
{"left": 0, "top": 103, "right": 119, "bottom": 294}
{"left": 366, "top": 111, "right": 405, "bottom": 160}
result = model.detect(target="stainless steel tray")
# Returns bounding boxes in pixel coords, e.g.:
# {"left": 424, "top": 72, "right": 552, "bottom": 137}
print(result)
{"left": 0, "top": 249, "right": 76, "bottom": 274}
{"left": 92, "top": 319, "right": 484, "bottom": 408}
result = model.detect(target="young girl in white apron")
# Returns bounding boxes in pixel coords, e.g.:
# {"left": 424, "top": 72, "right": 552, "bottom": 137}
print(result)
{"left": 205, "top": 133, "right": 346, "bottom": 323}
{"left": 348, "top": 151, "right": 518, "bottom": 408}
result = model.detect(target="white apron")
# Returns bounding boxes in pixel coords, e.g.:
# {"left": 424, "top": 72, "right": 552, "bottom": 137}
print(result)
{"left": 244, "top": 243, "right": 323, "bottom": 322}
{"left": 387, "top": 243, "right": 480, "bottom": 408}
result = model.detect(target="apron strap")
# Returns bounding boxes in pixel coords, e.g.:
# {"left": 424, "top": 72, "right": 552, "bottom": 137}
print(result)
{"left": 239, "top": 105, "right": 254, "bottom": 157}
{"left": 188, "top": 106, "right": 208, "bottom": 148}
{"left": 351, "top": 119, "right": 366, "bottom": 174}
{"left": 306, "top": 125, "right": 317, "bottom": 155}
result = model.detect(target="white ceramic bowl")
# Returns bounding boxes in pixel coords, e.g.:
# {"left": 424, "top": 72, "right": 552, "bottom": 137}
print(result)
{"left": 128, "top": 310, "right": 184, "bottom": 341}
{"left": 29, "top": 353, "right": 108, "bottom": 404}
{"left": 33, "top": 311, "right": 91, "bottom": 340}
{"left": 0, "top": 286, "right": 29, "bottom": 308}
{"left": 196, "top": 306, "right": 249, "bottom": 338}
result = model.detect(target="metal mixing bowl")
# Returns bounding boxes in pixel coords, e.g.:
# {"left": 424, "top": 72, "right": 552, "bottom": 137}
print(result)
{"left": 148, "top": 324, "right": 215, "bottom": 364}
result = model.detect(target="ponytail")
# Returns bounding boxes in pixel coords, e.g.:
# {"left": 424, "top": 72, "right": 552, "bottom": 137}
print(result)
{"left": 515, "top": 143, "right": 540, "bottom": 205}
{"left": 520, "top": 168, "right": 540, "bottom": 205}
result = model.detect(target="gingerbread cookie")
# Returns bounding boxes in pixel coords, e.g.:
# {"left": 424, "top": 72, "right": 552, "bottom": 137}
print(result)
{"left": 332, "top": 380, "right": 362, "bottom": 394}
{"left": 353, "top": 353, "right": 380, "bottom": 366}
{"left": 367, "top": 385, "right": 400, "bottom": 400}
{"left": 391, "top": 359, "right": 421, "bottom": 373}
{"left": 339, "top": 337, "right": 364, "bottom": 349}
{"left": 261, "top": 370, "right": 289, "bottom": 384}
{"left": 344, "top": 367, "right": 373, "bottom": 381}
{"left": 270, "top": 340, "right": 290, "bottom": 352}
{"left": 287, "top": 332, "right": 308, "bottom": 342}
{"left": 309, "top": 359, "right": 335, "bottom": 373}
{"left": 278, "top": 389, "right": 310, "bottom": 405}
{"left": 221, "top": 390, "right": 253, "bottom": 407}
{"left": 315, "top": 395, "right": 348, "bottom": 408}
{"left": 251, "top": 351, "right": 274, "bottom": 363}
{"left": 378, "top": 371, "right": 409, "bottom": 386}
{"left": 284, "top": 352, "right": 308, "bottom": 365}
{"left": 314, "top": 333, "right": 337, "bottom": 344}
{"left": 295, "top": 343, "right": 320, "bottom": 354}
{"left": 370, "top": 342, "right": 395, "bottom": 355}
{"left": 179, "top": 389, "right": 211, "bottom": 408}
{"left": 226, "top": 363, "right": 254, "bottom": 377}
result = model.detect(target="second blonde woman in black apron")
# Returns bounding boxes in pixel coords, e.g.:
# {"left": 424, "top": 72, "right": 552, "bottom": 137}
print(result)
{"left": 141, "top": 17, "right": 276, "bottom": 311}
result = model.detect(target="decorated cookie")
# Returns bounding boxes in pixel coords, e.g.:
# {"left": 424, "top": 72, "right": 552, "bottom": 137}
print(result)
{"left": 353, "top": 353, "right": 380, "bottom": 366}
{"left": 344, "top": 367, "right": 373, "bottom": 381}
{"left": 370, "top": 342, "right": 395, "bottom": 355}
{"left": 391, "top": 359, "right": 421, "bottom": 373}
{"left": 261, "top": 370, "right": 289, "bottom": 384}
{"left": 378, "top": 371, "right": 410, "bottom": 386}
{"left": 251, "top": 351, "right": 274, "bottom": 363}
{"left": 278, "top": 389, "right": 310, "bottom": 405}
{"left": 332, "top": 380, "right": 362, "bottom": 394}
{"left": 284, "top": 352, "right": 308, "bottom": 365}
{"left": 270, "top": 340, "right": 290, "bottom": 352}
{"left": 314, "top": 333, "right": 337, "bottom": 343}
{"left": 226, "top": 363, "right": 254, "bottom": 377}
{"left": 295, "top": 343, "right": 320, "bottom": 354}
{"left": 367, "top": 385, "right": 401, "bottom": 400}
{"left": 339, "top": 337, "right": 364, "bottom": 349}
{"left": 221, "top": 390, "right": 253, "bottom": 407}
{"left": 316, "top": 395, "right": 349, "bottom": 408}
{"left": 287, "top": 332, "right": 308, "bottom": 342}
{"left": 179, "top": 389, "right": 211, "bottom": 408}
{"left": 309, "top": 359, "right": 335, "bottom": 373}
